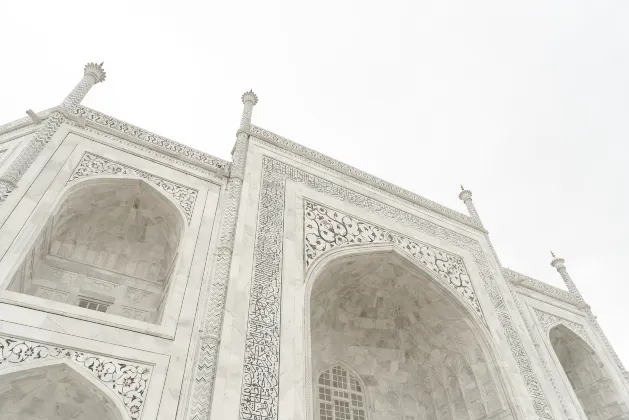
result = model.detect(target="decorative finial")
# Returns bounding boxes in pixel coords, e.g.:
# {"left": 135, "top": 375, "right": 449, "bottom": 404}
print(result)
{"left": 83, "top": 62, "right": 106, "bottom": 84}
{"left": 460, "top": 184, "right": 465, "bottom": 191}
{"left": 551, "top": 250, "right": 555, "bottom": 258}
{"left": 241, "top": 90, "right": 258, "bottom": 105}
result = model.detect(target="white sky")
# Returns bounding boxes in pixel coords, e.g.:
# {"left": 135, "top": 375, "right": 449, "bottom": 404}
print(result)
{"left": 2, "top": 1, "right": 629, "bottom": 370}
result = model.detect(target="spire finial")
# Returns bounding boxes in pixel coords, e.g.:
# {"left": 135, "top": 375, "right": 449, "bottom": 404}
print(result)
{"left": 551, "top": 250, "right": 555, "bottom": 258}
{"left": 460, "top": 184, "right": 465, "bottom": 191}
{"left": 83, "top": 62, "right": 106, "bottom": 84}
{"left": 241, "top": 90, "right": 258, "bottom": 105}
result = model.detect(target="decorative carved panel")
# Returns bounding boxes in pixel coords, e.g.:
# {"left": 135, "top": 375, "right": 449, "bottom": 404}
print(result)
{"left": 0, "top": 335, "right": 152, "bottom": 419}
{"left": 534, "top": 309, "right": 590, "bottom": 345}
{"left": 67, "top": 152, "right": 198, "bottom": 224}
{"left": 304, "top": 201, "right": 485, "bottom": 324}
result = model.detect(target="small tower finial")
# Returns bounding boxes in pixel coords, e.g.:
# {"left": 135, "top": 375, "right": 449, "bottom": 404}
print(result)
{"left": 83, "top": 62, "right": 107, "bottom": 84}
{"left": 241, "top": 90, "right": 258, "bottom": 106}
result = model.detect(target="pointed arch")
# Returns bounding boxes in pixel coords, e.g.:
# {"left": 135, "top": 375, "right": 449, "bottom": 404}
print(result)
{"left": 304, "top": 242, "right": 514, "bottom": 420}
{"left": 315, "top": 361, "right": 368, "bottom": 420}
{"left": 5, "top": 176, "right": 186, "bottom": 325}
{"left": 549, "top": 324, "right": 629, "bottom": 419}
{"left": 0, "top": 358, "right": 130, "bottom": 420}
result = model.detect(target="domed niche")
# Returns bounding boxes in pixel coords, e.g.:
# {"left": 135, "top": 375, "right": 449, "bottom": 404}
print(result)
{"left": 550, "top": 325, "right": 628, "bottom": 420}
{"left": 0, "top": 364, "right": 125, "bottom": 420}
{"left": 8, "top": 179, "right": 183, "bottom": 324}
{"left": 310, "top": 250, "right": 510, "bottom": 420}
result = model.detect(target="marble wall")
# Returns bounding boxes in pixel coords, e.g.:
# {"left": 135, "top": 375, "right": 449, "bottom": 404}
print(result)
{"left": 0, "top": 124, "right": 224, "bottom": 420}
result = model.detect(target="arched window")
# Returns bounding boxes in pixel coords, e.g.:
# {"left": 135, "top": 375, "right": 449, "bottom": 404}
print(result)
{"left": 318, "top": 364, "right": 366, "bottom": 420}
{"left": 8, "top": 178, "right": 184, "bottom": 324}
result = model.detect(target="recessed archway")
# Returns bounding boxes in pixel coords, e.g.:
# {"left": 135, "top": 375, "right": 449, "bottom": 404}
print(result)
{"left": 306, "top": 244, "right": 512, "bottom": 420}
{"left": 0, "top": 362, "right": 127, "bottom": 420}
{"left": 7, "top": 177, "right": 185, "bottom": 324}
{"left": 550, "top": 324, "right": 629, "bottom": 420}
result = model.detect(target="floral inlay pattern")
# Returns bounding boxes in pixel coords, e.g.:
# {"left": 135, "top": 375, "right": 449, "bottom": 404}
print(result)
{"left": 0, "top": 335, "right": 152, "bottom": 419}
{"left": 304, "top": 201, "right": 484, "bottom": 324}
{"left": 67, "top": 152, "right": 198, "bottom": 224}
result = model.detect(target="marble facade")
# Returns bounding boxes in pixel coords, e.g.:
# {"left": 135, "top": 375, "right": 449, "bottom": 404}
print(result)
{"left": 0, "top": 63, "right": 628, "bottom": 420}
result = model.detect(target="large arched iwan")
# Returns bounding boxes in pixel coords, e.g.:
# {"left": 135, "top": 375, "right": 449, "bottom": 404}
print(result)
{"left": 304, "top": 242, "right": 517, "bottom": 420}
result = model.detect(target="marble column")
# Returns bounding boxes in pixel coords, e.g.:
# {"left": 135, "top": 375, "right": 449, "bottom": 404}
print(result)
{"left": 0, "top": 62, "right": 106, "bottom": 204}
{"left": 550, "top": 252, "right": 627, "bottom": 373}
{"left": 187, "top": 91, "right": 258, "bottom": 420}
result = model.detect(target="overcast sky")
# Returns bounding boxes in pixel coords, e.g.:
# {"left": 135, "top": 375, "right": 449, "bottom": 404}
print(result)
{"left": 2, "top": 1, "right": 629, "bottom": 369}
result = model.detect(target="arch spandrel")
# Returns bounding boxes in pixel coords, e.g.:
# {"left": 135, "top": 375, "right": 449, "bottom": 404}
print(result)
{"left": 0, "top": 335, "right": 151, "bottom": 420}
{"left": 533, "top": 308, "right": 590, "bottom": 346}
{"left": 66, "top": 152, "right": 197, "bottom": 225}
{"left": 304, "top": 201, "right": 486, "bottom": 326}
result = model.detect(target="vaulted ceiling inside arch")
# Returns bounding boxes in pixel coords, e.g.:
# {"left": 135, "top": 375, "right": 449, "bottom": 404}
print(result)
{"left": 310, "top": 251, "right": 502, "bottom": 416}
{"left": 0, "top": 364, "right": 123, "bottom": 420}
{"left": 51, "top": 180, "right": 182, "bottom": 283}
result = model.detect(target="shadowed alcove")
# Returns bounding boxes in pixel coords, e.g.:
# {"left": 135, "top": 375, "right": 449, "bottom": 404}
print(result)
{"left": 8, "top": 178, "right": 184, "bottom": 324}
{"left": 309, "top": 247, "right": 512, "bottom": 420}
{"left": 550, "top": 324, "right": 628, "bottom": 420}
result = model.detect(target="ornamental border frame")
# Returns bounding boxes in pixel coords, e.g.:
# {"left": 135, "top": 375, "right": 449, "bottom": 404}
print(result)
{"left": 238, "top": 155, "right": 554, "bottom": 420}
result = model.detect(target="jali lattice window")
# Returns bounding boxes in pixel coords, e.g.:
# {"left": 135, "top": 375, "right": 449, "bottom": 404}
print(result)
{"left": 318, "top": 365, "right": 366, "bottom": 420}
{"left": 77, "top": 297, "right": 110, "bottom": 313}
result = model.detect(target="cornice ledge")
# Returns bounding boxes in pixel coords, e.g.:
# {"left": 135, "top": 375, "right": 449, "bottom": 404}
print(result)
{"left": 0, "top": 108, "right": 56, "bottom": 136}
{"left": 71, "top": 106, "right": 231, "bottom": 177}
{"left": 502, "top": 267, "right": 580, "bottom": 306}
{"left": 247, "top": 124, "right": 486, "bottom": 233}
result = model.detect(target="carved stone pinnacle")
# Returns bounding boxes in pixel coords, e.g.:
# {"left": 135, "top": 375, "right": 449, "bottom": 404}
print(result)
{"left": 550, "top": 256, "right": 566, "bottom": 270}
{"left": 241, "top": 90, "right": 258, "bottom": 105}
{"left": 84, "top": 62, "right": 107, "bottom": 84}
{"left": 458, "top": 189, "right": 472, "bottom": 201}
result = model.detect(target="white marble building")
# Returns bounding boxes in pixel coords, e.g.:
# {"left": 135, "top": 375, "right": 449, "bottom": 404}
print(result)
{"left": 0, "top": 62, "right": 627, "bottom": 420}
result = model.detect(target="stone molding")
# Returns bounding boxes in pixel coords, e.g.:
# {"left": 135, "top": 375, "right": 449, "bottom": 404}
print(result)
{"left": 247, "top": 124, "right": 485, "bottom": 233}
{"left": 71, "top": 106, "right": 230, "bottom": 175}
{"left": 502, "top": 267, "right": 580, "bottom": 307}
{"left": 238, "top": 156, "right": 553, "bottom": 420}
{"left": 533, "top": 308, "right": 590, "bottom": 345}
{"left": 0, "top": 108, "right": 55, "bottom": 138}
{"left": 67, "top": 152, "right": 198, "bottom": 224}
{"left": 304, "top": 200, "right": 486, "bottom": 324}
{"left": 0, "top": 334, "right": 152, "bottom": 419}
